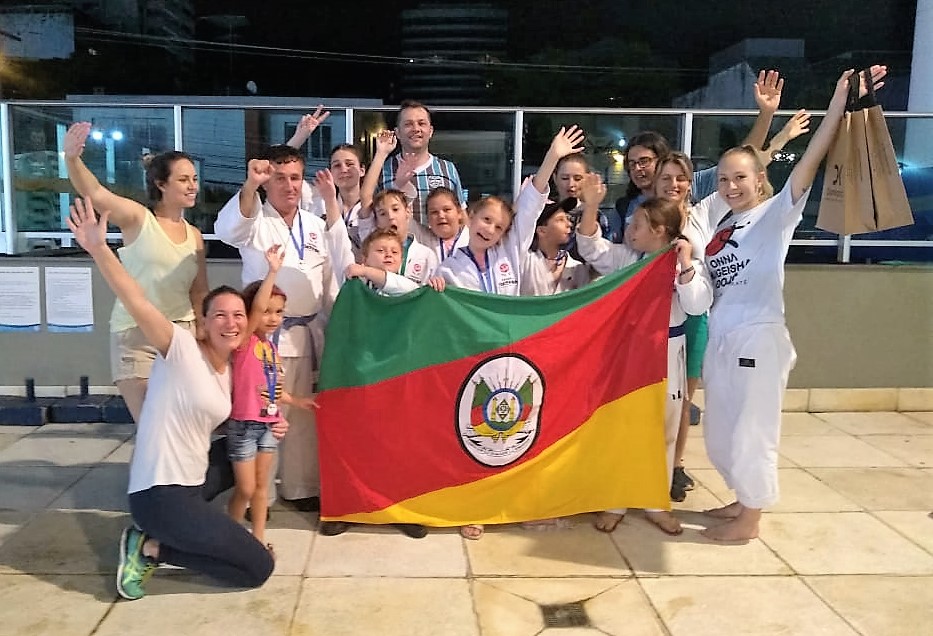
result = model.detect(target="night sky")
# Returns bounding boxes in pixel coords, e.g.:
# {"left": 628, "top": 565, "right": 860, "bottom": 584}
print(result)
{"left": 187, "top": 0, "right": 917, "bottom": 102}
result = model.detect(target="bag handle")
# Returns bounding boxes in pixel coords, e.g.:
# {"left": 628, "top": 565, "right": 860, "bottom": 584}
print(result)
{"left": 845, "top": 72, "right": 861, "bottom": 112}
{"left": 856, "top": 68, "right": 878, "bottom": 109}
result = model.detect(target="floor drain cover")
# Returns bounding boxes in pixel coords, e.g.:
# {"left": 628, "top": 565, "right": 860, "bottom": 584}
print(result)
{"left": 540, "top": 601, "right": 591, "bottom": 628}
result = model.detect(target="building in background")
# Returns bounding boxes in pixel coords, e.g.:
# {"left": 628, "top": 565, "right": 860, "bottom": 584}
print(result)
{"left": 398, "top": 2, "right": 507, "bottom": 105}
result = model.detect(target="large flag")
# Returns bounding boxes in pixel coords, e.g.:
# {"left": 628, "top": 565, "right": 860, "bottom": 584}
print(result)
{"left": 317, "top": 250, "right": 676, "bottom": 526}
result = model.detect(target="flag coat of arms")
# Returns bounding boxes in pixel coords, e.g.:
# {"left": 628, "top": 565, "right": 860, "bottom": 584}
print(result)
{"left": 316, "top": 250, "right": 676, "bottom": 526}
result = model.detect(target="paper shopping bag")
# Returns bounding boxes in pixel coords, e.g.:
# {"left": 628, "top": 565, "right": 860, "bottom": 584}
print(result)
{"left": 816, "top": 75, "right": 876, "bottom": 235}
{"left": 864, "top": 105, "right": 914, "bottom": 231}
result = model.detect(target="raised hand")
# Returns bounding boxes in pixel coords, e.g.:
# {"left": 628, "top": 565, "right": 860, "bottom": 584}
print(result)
{"left": 395, "top": 152, "right": 419, "bottom": 188}
{"left": 580, "top": 172, "right": 607, "bottom": 207}
{"left": 64, "top": 122, "right": 92, "bottom": 160}
{"left": 313, "top": 168, "right": 337, "bottom": 200}
{"left": 67, "top": 197, "right": 109, "bottom": 254}
{"left": 754, "top": 69, "right": 784, "bottom": 113}
{"left": 374, "top": 130, "right": 398, "bottom": 157}
{"left": 246, "top": 159, "right": 273, "bottom": 189}
{"left": 264, "top": 244, "right": 284, "bottom": 273}
{"left": 783, "top": 109, "right": 811, "bottom": 142}
{"left": 859, "top": 64, "right": 887, "bottom": 97}
{"left": 297, "top": 106, "right": 331, "bottom": 136}
{"left": 548, "top": 125, "right": 586, "bottom": 160}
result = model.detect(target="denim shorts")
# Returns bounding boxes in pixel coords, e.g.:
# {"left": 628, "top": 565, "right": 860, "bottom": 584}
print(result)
{"left": 225, "top": 419, "right": 277, "bottom": 462}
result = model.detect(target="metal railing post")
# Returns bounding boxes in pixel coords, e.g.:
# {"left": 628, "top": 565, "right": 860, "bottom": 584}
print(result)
{"left": 0, "top": 102, "right": 17, "bottom": 254}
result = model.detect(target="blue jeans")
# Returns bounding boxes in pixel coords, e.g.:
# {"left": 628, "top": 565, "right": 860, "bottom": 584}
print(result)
{"left": 226, "top": 419, "right": 277, "bottom": 462}
{"left": 130, "top": 484, "right": 273, "bottom": 588}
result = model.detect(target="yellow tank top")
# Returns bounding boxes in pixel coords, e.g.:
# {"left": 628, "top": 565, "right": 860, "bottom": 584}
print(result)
{"left": 110, "top": 212, "right": 199, "bottom": 332}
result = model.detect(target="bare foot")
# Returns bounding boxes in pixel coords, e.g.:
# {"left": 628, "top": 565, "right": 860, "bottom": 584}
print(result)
{"left": 644, "top": 510, "right": 683, "bottom": 536}
{"left": 460, "top": 524, "right": 484, "bottom": 540}
{"left": 704, "top": 501, "right": 743, "bottom": 519}
{"left": 701, "top": 507, "right": 761, "bottom": 542}
{"left": 594, "top": 512, "right": 624, "bottom": 533}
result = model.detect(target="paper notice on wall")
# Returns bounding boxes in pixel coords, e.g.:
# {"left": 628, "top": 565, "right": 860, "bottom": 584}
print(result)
{"left": 45, "top": 267, "right": 94, "bottom": 333}
{"left": 0, "top": 267, "right": 41, "bottom": 332}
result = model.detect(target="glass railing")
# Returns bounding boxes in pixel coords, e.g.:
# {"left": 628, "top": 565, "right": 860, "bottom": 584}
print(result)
{"left": 2, "top": 101, "right": 931, "bottom": 263}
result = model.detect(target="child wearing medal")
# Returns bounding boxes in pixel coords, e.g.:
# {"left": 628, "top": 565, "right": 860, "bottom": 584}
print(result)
{"left": 226, "top": 245, "right": 317, "bottom": 549}
{"left": 433, "top": 125, "right": 585, "bottom": 300}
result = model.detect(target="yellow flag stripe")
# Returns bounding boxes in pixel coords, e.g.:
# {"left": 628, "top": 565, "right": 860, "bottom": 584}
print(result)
{"left": 323, "top": 381, "right": 670, "bottom": 526}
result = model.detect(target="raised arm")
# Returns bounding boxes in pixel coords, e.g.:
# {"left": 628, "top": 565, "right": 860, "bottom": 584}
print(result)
{"left": 790, "top": 65, "right": 886, "bottom": 203}
{"left": 238, "top": 159, "right": 273, "bottom": 218}
{"left": 316, "top": 169, "right": 355, "bottom": 285}
{"left": 244, "top": 245, "right": 284, "bottom": 340}
{"left": 360, "top": 131, "right": 398, "bottom": 213}
{"left": 63, "top": 123, "right": 147, "bottom": 229}
{"left": 740, "top": 70, "right": 783, "bottom": 151}
{"left": 766, "top": 109, "right": 811, "bottom": 156}
{"left": 532, "top": 125, "right": 586, "bottom": 195}
{"left": 576, "top": 172, "right": 606, "bottom": 237}
{"left": 285, "top": 106, "right": 330, "bottom": 148}
{"left": 67, "top": 198, "right": 173, "bottom": 355}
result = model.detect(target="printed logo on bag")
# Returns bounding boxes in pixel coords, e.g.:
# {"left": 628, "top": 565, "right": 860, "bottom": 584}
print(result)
{"left": 455, "top": 353, "right": 544, "bottom": 467}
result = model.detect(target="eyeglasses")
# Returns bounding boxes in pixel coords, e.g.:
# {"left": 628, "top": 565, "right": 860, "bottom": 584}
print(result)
{"left": 626, "top": 156, "right": 657, "bottom": 170}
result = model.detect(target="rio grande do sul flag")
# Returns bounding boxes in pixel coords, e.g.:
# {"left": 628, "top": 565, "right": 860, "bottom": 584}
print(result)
{"left": 316, "top": 250, "right": 676, "bottom": 526}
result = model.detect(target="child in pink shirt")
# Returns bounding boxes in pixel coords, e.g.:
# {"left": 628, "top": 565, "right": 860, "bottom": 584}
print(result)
{"left": 227, "top": 246, "right": 316, "bottom": 548}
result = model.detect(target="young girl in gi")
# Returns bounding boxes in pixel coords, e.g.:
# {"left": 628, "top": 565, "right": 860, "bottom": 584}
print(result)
{"left": 425, "top": 186, "right": 471, "bottom": 262}
{"left": 227, "top": 246, "right": 317, "bottom": 548}
{"left": 692, "top": 66, "right": 886, "bottom": 541}
{"left": 576, "top": 173, "right": 713, "bottom": 536}
{"left": 431, "top": 125, "right": 587, "bottom": 538}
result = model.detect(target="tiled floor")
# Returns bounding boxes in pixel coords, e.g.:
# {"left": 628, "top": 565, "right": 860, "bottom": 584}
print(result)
{"left": 0, "top": 412, "right": 930, "bottom": 635}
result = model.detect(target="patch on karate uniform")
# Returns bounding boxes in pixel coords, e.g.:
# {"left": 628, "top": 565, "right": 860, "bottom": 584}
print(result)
{"left": 305, "top": 231, "right": 322, "bottom": 254}
{"left": 497, "top": 261, "right": 518, "bottom": 290}
{"left": 738, "top": 357, "right": 756, "bottom": 368}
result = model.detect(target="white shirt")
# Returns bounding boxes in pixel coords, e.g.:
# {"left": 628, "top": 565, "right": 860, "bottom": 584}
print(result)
{"left": 519, "top": 250, "right": 590, "bottom": 296}
{"left": 575, "top": 228, "right": 713, "bottom": 325}
{"left": 214, "top": 191, "right": 338, "bottom": 357}
{"left": 690, "top": 184, "right": 810, "bottom": 337}
{"left": 437, "top": 181, "right": 548, "bottom": 296}
{"left": 129, "top": 325, "right": 231, "bottom": 493}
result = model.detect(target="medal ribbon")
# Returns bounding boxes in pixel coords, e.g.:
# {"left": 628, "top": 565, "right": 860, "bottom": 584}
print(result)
{"left": 461, "top": 247, "right": 496, "bottom": 294}
{"left": 261, "top": 343, "right": 279, "bottom": 413}
{"left": 288, "top": 213, "right": 305, "bottom": 260}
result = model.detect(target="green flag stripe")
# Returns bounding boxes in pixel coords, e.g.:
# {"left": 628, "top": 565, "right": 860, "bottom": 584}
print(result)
{"left": 319, "top": 250, "right": 663, "bottom": 391}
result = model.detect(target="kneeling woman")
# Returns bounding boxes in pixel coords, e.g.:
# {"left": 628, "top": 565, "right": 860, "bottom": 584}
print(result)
{"left": 68, "top": 198, "right": 281, "bottom": 600}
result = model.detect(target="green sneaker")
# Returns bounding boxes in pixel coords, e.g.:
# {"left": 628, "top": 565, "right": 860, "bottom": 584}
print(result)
{"left": 117, "top": 526, "right": 156, "bottom": 600}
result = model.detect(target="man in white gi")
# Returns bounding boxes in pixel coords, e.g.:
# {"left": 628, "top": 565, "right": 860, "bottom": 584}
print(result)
{"left": 215, "top": 144, "right": 337, "bottom": 512}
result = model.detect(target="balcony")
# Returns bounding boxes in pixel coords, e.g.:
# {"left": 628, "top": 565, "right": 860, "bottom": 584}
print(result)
{"left": 2, "top": 99, "right": 931, "bottom": 262}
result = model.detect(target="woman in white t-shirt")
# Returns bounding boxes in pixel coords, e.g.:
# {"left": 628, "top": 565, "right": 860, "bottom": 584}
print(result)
{"left": 68, "top": 198, "right": 287, "bottom": 600}
{"left": 691, "top": 66, "right": 886, "bottom": 541}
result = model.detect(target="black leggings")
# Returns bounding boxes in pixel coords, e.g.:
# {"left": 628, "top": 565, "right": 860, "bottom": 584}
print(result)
{"left": 129, "top": 484, "right": 273, "bottom": 588}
